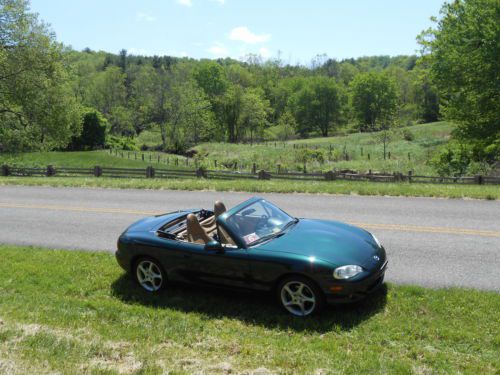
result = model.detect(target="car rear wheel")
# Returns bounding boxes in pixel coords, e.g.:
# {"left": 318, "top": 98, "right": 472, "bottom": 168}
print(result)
{"left": 134, "top": 258, "right": 165, "bottom": 292}
{"left": 278, "top": 276, "right": 324, "bottom": 317}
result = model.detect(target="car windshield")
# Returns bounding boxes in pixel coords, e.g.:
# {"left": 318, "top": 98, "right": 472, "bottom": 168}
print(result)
{"left": 225, "top": 200, "right": 296, "bottom": 246}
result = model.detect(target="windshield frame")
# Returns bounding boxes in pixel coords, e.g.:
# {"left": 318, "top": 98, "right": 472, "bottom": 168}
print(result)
{"left": 217, "top": 197, "right": 296, "bottom": 249}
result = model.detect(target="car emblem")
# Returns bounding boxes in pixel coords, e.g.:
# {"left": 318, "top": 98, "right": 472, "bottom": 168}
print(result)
{"left": 373, "top": 255, "right": 380, "bottom": 261}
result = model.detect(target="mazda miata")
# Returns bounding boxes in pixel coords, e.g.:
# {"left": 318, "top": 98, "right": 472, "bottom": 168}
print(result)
{"left": 116, "top": 197, "right": 387, "bottom": 316}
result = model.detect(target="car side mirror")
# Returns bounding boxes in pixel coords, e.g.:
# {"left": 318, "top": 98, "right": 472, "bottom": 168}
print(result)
{"left": 205, "top": 240, "right": 224, "bottom": 253}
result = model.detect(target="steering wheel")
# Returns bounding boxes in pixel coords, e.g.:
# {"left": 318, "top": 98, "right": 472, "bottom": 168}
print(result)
{"left": 256, "top": 215, "right": 269, "bottom": 230}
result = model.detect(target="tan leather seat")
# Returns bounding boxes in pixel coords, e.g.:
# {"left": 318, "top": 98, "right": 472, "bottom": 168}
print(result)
{"left": 213, "top": 201, "right": 236, "bottom": 245}
{"left": 186, "top": 214, "right": 211, "bottom": 244}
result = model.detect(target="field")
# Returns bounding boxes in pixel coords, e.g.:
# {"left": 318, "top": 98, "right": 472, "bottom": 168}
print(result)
{"left": 140, "top": 121, "right": 454, "bottom": 175}
{"left": 0, "top": 245, "right": 498, "bottom": 374}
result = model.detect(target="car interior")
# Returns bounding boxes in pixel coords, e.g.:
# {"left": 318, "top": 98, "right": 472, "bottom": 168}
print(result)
{"left": 157, "top": 201, "right": 237, "bottom": 246}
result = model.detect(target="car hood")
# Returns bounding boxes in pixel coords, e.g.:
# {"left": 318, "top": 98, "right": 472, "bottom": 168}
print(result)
{"left": 257, "top": 218, "right": 384, "bottom": 268}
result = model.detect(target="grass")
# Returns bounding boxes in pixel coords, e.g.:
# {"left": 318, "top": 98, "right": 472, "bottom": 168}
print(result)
{"left": 136, "top": 121, "right": 454, "bottom": 175}
{"left": 0, "top": 175, "right": 498, "bottom": 200}
{"left": 0, "top": 150, "right": 189, "bottom": 169}
{"left": 0, "top": 245, "right": 498, "bottom": 374}
{"left": 193, "top": 121, "right": 454, "bottom": 175}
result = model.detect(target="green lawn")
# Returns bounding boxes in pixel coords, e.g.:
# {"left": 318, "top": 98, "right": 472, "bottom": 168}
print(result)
{"left": 0, "top": 176, "right": 498, "bottom": 199}
{"left": 0, "top": 245, "right": 498, "bottom": 374}
{"left": 0, "top": 150, "right": 189, "bottom": 169}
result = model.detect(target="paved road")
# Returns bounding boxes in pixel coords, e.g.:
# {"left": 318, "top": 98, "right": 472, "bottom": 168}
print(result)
{"left": 0, "top": 185, "right": 499, "bottom": 291}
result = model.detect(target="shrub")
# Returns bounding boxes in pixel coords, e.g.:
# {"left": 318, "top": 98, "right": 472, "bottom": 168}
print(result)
{"left": 402, "top": 128, "right": 415, "bottom": 142}
{"left": 106, "top": 135, "right": 139, "bottom": 151}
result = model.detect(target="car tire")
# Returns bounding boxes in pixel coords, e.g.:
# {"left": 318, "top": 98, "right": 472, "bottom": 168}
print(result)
{"left": 134, "top": 257, "right": 165, "bottom": 293}
{"left": 277, "top": 276, "right": 324, "bottom": 317}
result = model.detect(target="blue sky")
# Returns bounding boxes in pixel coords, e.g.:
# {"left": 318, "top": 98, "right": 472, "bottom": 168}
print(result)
{"left": 31, "top": 0, "right": 444, "bottom": 63}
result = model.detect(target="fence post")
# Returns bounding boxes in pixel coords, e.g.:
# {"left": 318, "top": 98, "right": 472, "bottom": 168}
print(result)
{"left": 277, "top": 164, "right": 281, "bottom": 174}
{"left": 142, "top": 153, "right": 144, "bottom": 161}
{"left": 196, "top": 168, "right": 207, "bottom": 178}
{"left": 146, "top": 166, "right": 155, "bottom": 178}
{"left": 93, "top": 166, "right": 102, "bottom": 177}
{"left": 158, "top": 155, "right": 160, "bottom": 164}
{"left": 475, "top": 175, "right": 484, "bottom": 185}
{"left": 258, "top": 170, "right": 271, "bottom": 180}
{"left": 252, "top": 163, "right": 256, "bottom": 174}
{"left": 408, "top": 170, "right": 412, "bottom": 183}
{"left": 408, "top": 152, "right": 411, "bottom": 161}
{"left": 367, "top": 153, "right": 371, "bottom": 160}
{"left": 1, "top": 165, "right": 10, "bottom": 176}
{"left": 46, "top": 165, "right": 56, "bottom": 177}
{"left": 214, "top": 160, "right": 217, "bottom": 169}
{"left": 388, "top": 151, "right": 391, "bottom": 159}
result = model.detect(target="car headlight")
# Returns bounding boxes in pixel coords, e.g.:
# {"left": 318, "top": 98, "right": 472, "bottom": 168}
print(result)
{"left": 372, "top": 234, "right": 381, "bottom": 248}
{"left": 333, "top": 265, "right": 363, "bottom": 279}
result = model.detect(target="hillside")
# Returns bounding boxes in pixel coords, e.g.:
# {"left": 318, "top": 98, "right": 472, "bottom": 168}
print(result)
{"left": 1, "top": 122, "right": 454, "bottom": 176}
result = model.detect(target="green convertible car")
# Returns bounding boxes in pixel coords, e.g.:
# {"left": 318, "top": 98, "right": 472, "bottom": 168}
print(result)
{"left": 116, "top": 197, "right": 387, "bottom": 317}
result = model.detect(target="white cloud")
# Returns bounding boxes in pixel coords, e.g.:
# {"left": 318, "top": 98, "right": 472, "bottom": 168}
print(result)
{"left": 229, "top": 26, "right": 271, "bottom": 44}
{"left": 176, "top": 0, "right": 192, "bottom": 7}
{"left": 137, "top": 12, "right": 156, "bottom": 22}
{"left": 210, "top": 0, "right": 225, "bottom": 4}
{"left": 259, "top": 47, "right": 270, "bottom": 58}
{"left": 207, "top": 42, "right": 229, "bottom": 57}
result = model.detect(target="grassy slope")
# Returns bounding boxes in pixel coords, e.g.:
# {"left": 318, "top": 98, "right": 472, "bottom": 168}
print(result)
{"left": 193, "top": 121, "right": 454, "bottom": 175}
{"left": 0, "top": 245, "right": 498, "bottom": 374}
{"left": 0, "top": 176, "right": 498, "bottom": 199}
{"left": 0, "top": 150, "right": 188, "bottom": 169}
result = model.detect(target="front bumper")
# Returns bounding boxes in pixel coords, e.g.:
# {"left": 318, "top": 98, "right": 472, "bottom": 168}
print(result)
{"left": 324, "top": 260, "right": 388, "bottom": 304}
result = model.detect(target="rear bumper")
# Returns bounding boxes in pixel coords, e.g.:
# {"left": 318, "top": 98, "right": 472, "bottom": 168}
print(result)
{"left": 323, "top": 260, "right": 388, "bottom": 304}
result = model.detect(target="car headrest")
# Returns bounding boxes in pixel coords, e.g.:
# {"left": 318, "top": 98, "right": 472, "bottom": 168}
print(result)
{"left": 186, "top": 213, "right": 211, "bottom": 245}
{"left": 214, "top": 201, "right": 227, "bottom": 218}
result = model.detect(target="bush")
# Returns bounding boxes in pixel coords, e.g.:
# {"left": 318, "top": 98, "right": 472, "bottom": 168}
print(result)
{"left": 105, "top": 135, "right": 139, "bottom": 151}
{"left": 295, "top": 148, "right": 325, "bottom": 164}
{"left": 402, "top": 128, "right": 415, "bottom": 142}
{"left": 432, "top": 143, "right": 472, "bottom": 177}
{"left": 68, "top": 110, "right": 107, "bottom": 151}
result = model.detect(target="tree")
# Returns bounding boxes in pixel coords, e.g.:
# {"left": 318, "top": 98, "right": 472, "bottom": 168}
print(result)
{"left": 290, "top": 76, "right": 345, "bottom": 137}
{"left": 418, "top": 0, "right": 499, "bottom": 163}
{"left": 238, "top": 88, "right": 271, "bottom": 144}
{"left": 350, "top": 72, "right": 398, "bottom": 132}
{"left": 0, "top": 0, "right": 81, "bottom": 151}
{"left": 68, "top": 109, "right": 107, "bottom": 151}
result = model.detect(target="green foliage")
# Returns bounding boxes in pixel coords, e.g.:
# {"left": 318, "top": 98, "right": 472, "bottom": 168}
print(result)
{"left": 350, "top": 72, "right": 398, "bottom": 132}
{"left": 105, "top": 135, "right": 138, "bottom": 151}
{"left": 68, "top": 109, "right": 107, "bottom": 151}
{"left": 290, "top": 76, "right": 346, "bottom": 137}
{"left": 432, "top": 142, "right": 491, "bottom": 177}
{"left": 419, "top": 0, "right": 499, "bottom": 164}
{"left": 402, "top": 128, "right": 415, "bottom": 142}
{"left": 0, "top": 0, "right": 81, "bottom": 152}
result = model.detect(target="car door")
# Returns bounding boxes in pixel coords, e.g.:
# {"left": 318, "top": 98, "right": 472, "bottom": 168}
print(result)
{"left": 175, "top": 241, "right": 252, "bottom": 289}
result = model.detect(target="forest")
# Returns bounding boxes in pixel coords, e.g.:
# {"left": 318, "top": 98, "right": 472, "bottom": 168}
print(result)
{"left": 0, "top": 0, "right": 498, "bottom": 176}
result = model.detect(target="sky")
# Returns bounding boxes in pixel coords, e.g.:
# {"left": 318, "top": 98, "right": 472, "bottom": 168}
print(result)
{"left": 30, "top": 0, "right": 444, "bottom": 64}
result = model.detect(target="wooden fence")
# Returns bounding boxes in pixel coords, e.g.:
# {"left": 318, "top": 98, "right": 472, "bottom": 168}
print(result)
{"left": 1, "top": 164, "right": 499, "bottom": 185}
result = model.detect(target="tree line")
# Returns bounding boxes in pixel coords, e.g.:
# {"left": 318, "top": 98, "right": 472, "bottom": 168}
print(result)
{"left": 0, "top": 0, "right": 498, "bottom": 175}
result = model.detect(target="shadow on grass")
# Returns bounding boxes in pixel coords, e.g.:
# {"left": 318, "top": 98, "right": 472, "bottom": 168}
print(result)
{"left": 111, "top": 273, "right": 388, "bottom": 333}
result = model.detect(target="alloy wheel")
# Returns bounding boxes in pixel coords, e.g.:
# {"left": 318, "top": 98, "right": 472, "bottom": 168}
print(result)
{"left": 280, "top": 281, "right": 316, "bottom": 316}
{"left": 136, "top": 259, "right": 163, "bottom": 292}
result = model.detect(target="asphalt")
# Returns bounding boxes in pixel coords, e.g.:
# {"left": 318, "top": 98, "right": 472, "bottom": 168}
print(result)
{"left": 0, "top": 185, "right": 499, "bottom": 291}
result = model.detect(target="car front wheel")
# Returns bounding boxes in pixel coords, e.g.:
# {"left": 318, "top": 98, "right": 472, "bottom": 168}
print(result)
{"left": 134, "top": 258, "right": 165, "bottom": 292}
{"left": 278, "top": 276, "right": 324, "bottom": 317}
